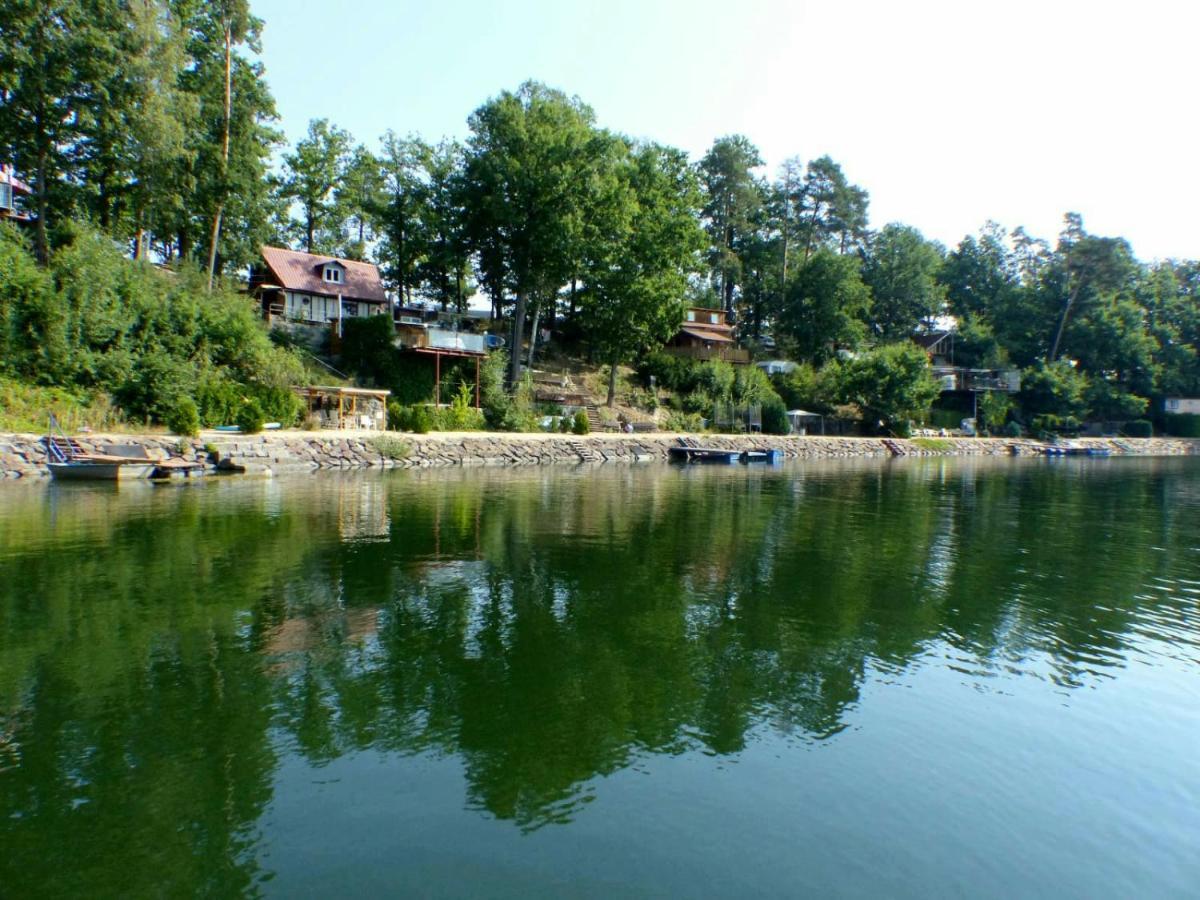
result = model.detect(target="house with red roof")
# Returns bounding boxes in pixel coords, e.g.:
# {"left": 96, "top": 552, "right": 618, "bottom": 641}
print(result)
{"left": 0, "top": 164, "right": 32, "bottom": 222}
{"left": 664, "top": 307, "right": 750, "bottom": 364}
{"left": 250, "top": 246, "right": 390, "bottom": 327}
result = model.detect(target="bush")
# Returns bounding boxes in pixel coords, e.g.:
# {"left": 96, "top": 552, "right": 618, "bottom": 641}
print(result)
{"left": 1003, "top": 420, "right": 1024, "bottom": 438}
{"left": 236, "top": 400, "right": 265, "bottom": 434}
{"left": 571, "top": 410, "right": 590, "bottom": 435}
{"left": 761, "top": 395, "right": 789, "bottom": 435}
{"left": 368, "top": 435, "right": 410, "bottom": 459}
{"left": 387, "top": 400, "right": 407, "bottom": 431}
{"left": 558, "top": 415, "right": 572, "bottom": 434}
{"left": 1163, "top": 413, "right": 1200, "bottom": 438}
{"left": 165, "top": 397, "right": 201, "bottom": 437}
{"left": 1123, "top": 419, "right": 1153, "bottom": 437}
{"left": 433, "top": 383, "right": 485, "bottom": 431}
{"left": 410, "top": 405, "right": 432, "bottom": 434}
{"left": 664, "top": 410, "right": 705, "bottom": 432}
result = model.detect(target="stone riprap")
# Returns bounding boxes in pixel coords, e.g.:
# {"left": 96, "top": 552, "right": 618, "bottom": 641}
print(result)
{"left": 1, "top": 431, "right": 1197, "bottom": 481}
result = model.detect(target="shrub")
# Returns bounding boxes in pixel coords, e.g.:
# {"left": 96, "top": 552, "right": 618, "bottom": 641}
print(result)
{"left": 236, "top": 400, "right": 265, "bottom": 434}
{"left": 165, "top": 397, "right": 201, "bottom": 437}
{"left": 1164, "top": 413, "right": 1200, "bottom": 438}
{"left": 387, "top": 400, "right": 407, "bottom": 431}
{"left": 433, "top": 383, "right": 485, "bottom": 431}
{"left": 1003, "top": 420, "right": 1024, "bottom": 438}
{"left": 410, "top": 405, "right": 432, "bottom": 434}
{"left": 664, "top": 411, "right": 705, "bottom": 432}
{"left": 761, "top": 395, "right": 789, "bottom": 435}
{"left": 571, "top": 410, "right": 590, "bottom": 435}
{"left": 558, "top": 415, "right": 572, "bottom": 433}
{"left": 368, "top": 435, "right": 410, "bottom": 459}
{"left": 1123, "top": 419, "right": 1153, "bottom": 437}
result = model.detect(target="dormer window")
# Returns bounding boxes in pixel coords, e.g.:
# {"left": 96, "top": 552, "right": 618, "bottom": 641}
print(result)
{"left": 323, "top": 264, "right": 343, "bottom": 284}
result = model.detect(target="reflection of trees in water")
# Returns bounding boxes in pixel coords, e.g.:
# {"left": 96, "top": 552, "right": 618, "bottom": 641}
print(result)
{"left": 0, "top": 460, "right": 1196, "bottom": 877}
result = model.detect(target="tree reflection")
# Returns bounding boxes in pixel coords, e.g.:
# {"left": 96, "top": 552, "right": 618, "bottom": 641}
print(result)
{"left": 0, "top": 458, "right": 1196, "bottom": 885}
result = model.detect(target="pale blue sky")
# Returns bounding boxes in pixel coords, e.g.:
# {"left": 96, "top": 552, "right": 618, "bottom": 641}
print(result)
{"left": 252, "top": 0, "right": 1198, "bottom": 261}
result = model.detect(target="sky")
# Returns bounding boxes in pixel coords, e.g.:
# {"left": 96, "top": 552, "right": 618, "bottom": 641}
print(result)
{"left": 252, "top": 0, "right": 1198, "bottom": 261}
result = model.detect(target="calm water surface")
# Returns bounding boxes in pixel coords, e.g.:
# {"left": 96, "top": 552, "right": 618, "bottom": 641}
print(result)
{"left": 1, "top": 458, "right": 1198, "bottom": 898}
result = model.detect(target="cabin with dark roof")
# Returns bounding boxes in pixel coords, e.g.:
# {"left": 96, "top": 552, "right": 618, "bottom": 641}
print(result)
{"left": 250, "top": 246, "right": 390, "bottom": 327}
{"left": 665, "top": 307, "right": 750, "bottom": 364}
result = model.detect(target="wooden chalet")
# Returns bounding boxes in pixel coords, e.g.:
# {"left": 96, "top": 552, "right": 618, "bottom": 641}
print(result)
{"left": 665, "top": 307, "right": 750, "bottom": 364}
{"left": 250, "top": 246, "right": 390, "bottom": 330}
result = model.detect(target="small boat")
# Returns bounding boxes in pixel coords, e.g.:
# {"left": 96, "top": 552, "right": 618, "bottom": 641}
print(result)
{"left": 740, "top": 449, "right": 782, "bottom": 464}
{"left": 212, "top": 422, "right": 281, "bottom": 433}
{"left": 668, "top": 443, "right": 739, "bottom": 464}
{"left": 46, "top": 441, "right": 159, "bottom": 481}
{"left": 44, "top": 419, "right": 159, "bottom": 482}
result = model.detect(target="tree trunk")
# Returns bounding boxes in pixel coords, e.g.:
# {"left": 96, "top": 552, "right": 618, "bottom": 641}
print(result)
{"left": 509, "top": 290, "right": 527, "bottom": 386}
{"left": 606, "top": 354, "right": 619, "bottom": 407}
{"left": 34, "top": 141, "right": 49, "bottom": 265}
{"left": 206, "top": 24, "right": 233, "bottom": 292}
{"left": 526, "top": 299, "right": 541, "bottom": 370}
{"left": 1049, "top": 284, "right": 1079, "bottom": 362}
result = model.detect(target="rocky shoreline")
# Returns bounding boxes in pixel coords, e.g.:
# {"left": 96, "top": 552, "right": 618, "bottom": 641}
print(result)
{"left": 1, "top": 431, "right": 1197, "bottom": 481}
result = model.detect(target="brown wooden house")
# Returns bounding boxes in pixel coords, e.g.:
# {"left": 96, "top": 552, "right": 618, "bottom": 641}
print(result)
{"left": 665, "top": 307, "right": 750, "bottom": 364}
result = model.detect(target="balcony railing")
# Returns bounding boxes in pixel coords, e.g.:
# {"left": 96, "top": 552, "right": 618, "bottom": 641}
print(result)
{"left": 397, "top": 326, "right": 487, "bottom": 355}
{"left": 664, "top": 345, "right": 751, "bottom": 364}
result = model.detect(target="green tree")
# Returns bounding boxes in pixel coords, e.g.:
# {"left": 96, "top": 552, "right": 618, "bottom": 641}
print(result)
{"left": 1019, "top": 359, "right": 1089, "bottom": 419}
{"left": 862, "top": 223, "right": 946, "bottom": 340}
{"left": 777, "top": 249, "right": 870, "bottom": 364}
{"left": 831, "top": 342, "right": 940, "bottom": 433}
{"left": 280, "top": 118, "right": 351, "bottom": 254}
{"left": 0, "top": 0, "right": 93, "bottom": 261}
{"left": 335, "top": 144, "right": 384, "bottom": 259}
{"left": 462, "top": 81, "right": 603, "bottom": 385}
{"left": 698, "top": 135, "right": 764, "bottom": 318}
{"left": 578, "top": 142, "right": 705, "bottom": 405}
{"left": 376, "top": 131, "right": 427, "bottom": 303}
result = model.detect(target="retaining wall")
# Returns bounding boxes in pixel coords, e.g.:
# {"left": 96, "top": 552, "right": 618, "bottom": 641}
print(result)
{"left": 1, "top": 431, "right": 1196, "bottom": 480}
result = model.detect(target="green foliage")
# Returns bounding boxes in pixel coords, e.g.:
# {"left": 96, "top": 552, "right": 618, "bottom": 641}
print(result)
{"left": 368, "top": 435, "right": 411, "bottom": 459}
{"left": 1163, "top": 413, "right": 1200, "bottom": 438}
{"left": 664, "top": 411, "right": 705, "bottom": 432}
{"left": 778, "top": 250, "right": 870, "bottom": 363}
{"left": 1003, "top": 421, "right": 1024, "bottom": 438}
{"left": 0, "top": 226, "right": 305, "bottom": 428}
{"left": 1123, "top": 419, "right": 1153, "bottom": 437}
{"left": 772, "top": 363, "right": 834, "bottom": 413}
{"left": 1020, "top": 360, "right": 1089, "bottom": 419}
{"left": 433, "top": 383, "right": 486, "bottom": 431}
{"left": 977, "top": 391, "right": 1013, "bottom": 433}
{"left": 387, "top": 400, "right": 406, "bottom": 431}
{"left": 862, "top": 224, "right": 947, "bottom": 339}
{"left": 571, "top": 410, "right": 590, "bottom": 435}
{"left": 761, "top": 395, "right": 789, "bottom": 435}
{"left": 166, "top": 397, "right": 201, "bottom": 437}
{"left": 410, "top": 405, "right": 432, "bottom": 434}
{"left": 0, "top": 377, "right": 124, "bottom": 433}
{"left": 912, "top": 437, "right": 954, "bottom": 451}
{"left": 830, "top": 342, "right": 940, "bottom": 433}
{"left": 236, "top": 401, "right": 265, "bottom": 435}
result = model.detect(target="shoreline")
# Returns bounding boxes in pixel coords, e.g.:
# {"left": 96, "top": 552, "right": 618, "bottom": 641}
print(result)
{"left": 1, "top": 430, "right": 1197, "bottom": 481}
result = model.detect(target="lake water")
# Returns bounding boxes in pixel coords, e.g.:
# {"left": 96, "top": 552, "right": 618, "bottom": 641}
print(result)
{"left": 1, "top": 458, "right": 1198, "bottom": 898}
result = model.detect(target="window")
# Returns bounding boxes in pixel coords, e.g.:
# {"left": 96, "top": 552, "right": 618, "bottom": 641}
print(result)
{"left": 343, "top": 301, "right": 359, "bottom": 317}
{"left": 710, "top": 312, "right": 719, "bottom": 324}
{"left": 0, "top": 183, "right": 11, "bottom": 211}
{"left": 323, "top": 265, "right": 343, "bottom": 284}
{"left": 686, "top": 310, "right": 695, "bottom": 322}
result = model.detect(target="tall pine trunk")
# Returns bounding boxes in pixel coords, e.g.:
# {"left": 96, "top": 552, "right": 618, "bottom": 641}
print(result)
{"left": 206, "top": 24, "right": 232, "bottom": 292}
{"left": 606, "top": 353, "right": 619, "bottom": 407}
{"left": 509, "top": 290, "right": 527, "bottom": 386}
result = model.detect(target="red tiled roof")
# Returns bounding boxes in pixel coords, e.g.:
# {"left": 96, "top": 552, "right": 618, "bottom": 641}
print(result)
{"left": 260, "top": 246, "right": 387, "bottom": 303}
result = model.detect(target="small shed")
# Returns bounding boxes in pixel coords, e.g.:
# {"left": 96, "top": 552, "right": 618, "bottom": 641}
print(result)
{"left": 295, "top": 386, "right": 390, "bottom": 430}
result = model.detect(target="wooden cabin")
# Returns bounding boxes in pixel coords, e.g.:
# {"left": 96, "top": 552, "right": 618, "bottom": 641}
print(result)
{"left": 665, "top": 307, "right": 750, "bottom": 364}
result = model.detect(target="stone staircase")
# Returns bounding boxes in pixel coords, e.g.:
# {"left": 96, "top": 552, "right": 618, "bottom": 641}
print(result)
{"left": 569, "top": 440, "right": 602, "bottom": 463}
